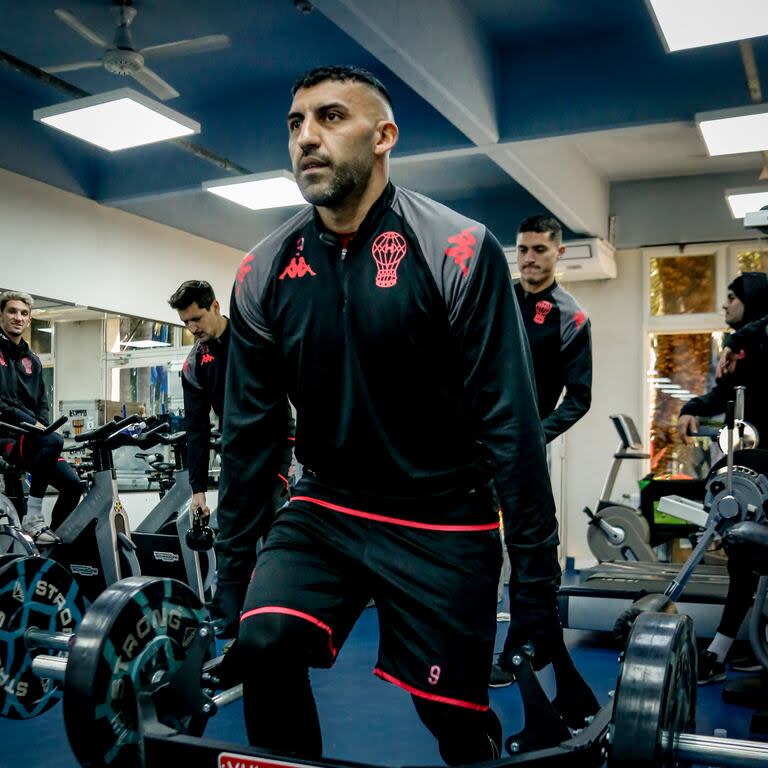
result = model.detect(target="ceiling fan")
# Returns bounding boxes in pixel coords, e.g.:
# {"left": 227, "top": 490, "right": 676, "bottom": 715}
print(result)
{"left": 43, "top": 2, "right": 230, "bottom": 100}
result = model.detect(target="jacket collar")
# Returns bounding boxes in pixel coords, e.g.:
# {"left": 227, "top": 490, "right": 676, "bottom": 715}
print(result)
{"left": 313, "top": 182, "right": 396, "bottom": 247}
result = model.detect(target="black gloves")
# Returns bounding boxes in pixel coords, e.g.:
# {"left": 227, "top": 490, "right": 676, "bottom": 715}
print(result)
{"left": 504, "top": 587, "right": 562, "bottom": 670}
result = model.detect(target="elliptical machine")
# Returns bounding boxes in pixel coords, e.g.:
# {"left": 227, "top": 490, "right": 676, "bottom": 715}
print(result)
{"left": 582, "top": 414, "right": 656, "bottom": 562}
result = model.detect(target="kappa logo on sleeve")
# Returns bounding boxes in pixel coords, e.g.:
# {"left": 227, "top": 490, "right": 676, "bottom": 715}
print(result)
{"left": 0, "top": 350, "right": 5, "bottom": 367}
{"left": 236, "top": 254, "right": 255, "bottom": 295}
{"left": 573, "top": 310, "right": 586, "bottom": 330}
{"left": 445, "top": 226, "right": 478, "bottom": 277}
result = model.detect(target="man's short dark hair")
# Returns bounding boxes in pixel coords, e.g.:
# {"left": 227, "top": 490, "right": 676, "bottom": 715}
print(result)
{"left": 291, "top": 65, "right": 393, "bottom": 109}
{"left": 168, "top": 280, "right": 216, "bottom": 311}
{"left": 518, "top": 214, "right": 563, "bottom": 244}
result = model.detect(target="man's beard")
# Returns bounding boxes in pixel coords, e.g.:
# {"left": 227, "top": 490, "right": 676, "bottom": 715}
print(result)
{"left": 298, "top": 155, "right": 374, "bottom": 208}
{"left": 0, "top": 325, "right": 20, "bottom": 340}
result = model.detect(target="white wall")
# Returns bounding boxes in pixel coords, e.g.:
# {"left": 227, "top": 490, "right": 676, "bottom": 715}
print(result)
{"left": 0, "top": 168, "right": 242, "bottom": 322}
{"left": 560, "top": 250, "right": 647, "bottom": 565}
{"left": 54, "top": 319, "right": 104, "bottom": 403}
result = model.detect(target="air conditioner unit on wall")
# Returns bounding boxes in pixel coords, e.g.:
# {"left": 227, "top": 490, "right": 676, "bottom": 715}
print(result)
{"left": 505, "top": 238, "right": 617, "bottom": 282}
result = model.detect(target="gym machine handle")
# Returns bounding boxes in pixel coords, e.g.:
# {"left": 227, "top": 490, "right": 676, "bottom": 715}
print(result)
{"left": 0, "top": 415, "right": 68, "bottom": 436}
{"left": 158, "top": 431, "right": 186, "bottom": 446}
{"left": 74, "top": 414, "right": 141, "bottom": 443}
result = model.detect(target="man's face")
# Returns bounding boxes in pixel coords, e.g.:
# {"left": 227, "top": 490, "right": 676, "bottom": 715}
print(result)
{"left": 0, "top": 300, "right": 31, "bottom": 341}
{"left": 723, "top": 290, "right": 745, "bottom": 327}
{"left": 516, "top": 231, "right": 564, "bottom": 290}
{"left": 177, "top": 301, "right": 220, "bottom": 342}
{"left": 287, "top": 79, "right": 384, "bottom": 208}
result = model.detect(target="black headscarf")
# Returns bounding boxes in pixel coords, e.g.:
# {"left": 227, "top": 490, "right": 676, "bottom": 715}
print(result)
{"left": 728, "top": 272, "right": 768, "bottom": 328}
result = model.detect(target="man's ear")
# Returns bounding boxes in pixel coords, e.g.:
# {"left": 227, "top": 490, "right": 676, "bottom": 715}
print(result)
{"left": 212, "top": 299, "right": 221, "bottom": 315}
{"left": 374, "top": 119, "right": 399, "bottom": 157}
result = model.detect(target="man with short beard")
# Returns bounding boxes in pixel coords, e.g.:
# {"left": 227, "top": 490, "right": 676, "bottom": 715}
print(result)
{"left": 0, "top": 291, "right": 81, "bottom": 543}
{"left": 219, "top": 65, "right": 560, "bottom": 764}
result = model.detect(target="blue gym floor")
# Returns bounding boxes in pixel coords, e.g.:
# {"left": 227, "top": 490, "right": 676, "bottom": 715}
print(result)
{"left": 0, "top": 598, "right": 761, "bottom": 767}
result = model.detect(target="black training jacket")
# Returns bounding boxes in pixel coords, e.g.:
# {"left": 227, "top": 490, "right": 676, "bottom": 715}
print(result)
{"left": 182, "top": 324, "right": 231, "bottom": 493}
{"left": 683, "top": 272, "right": 768, "bottom": 438}
{"left": 219, "top": 183, "right": 560, "bottom": 594}
{"left": 0, "top": 331, "right": 49, "bottom": 429}
{"left": 182, "top": 323, "right": 294, "bottom": 494}
{"left": 513, "top": 281, "right": 592, "bottom": 442}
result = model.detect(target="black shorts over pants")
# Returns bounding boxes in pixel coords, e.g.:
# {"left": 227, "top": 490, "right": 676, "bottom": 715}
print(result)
{"left": 239, "top": 488, "right": 502, "bottom": 711}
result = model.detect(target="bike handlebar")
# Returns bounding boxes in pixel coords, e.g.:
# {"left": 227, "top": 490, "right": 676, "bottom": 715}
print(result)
{"left": 0, "top": 415, "right": 68, "bottom": 437}
{"left": 74, "top": 414, "right": 141, "bottom": 443}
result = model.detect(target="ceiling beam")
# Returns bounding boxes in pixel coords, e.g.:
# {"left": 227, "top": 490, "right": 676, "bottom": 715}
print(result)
{"left": 487, "top": 141, "right": 609, "bottom": 238}
{"left": 314, "top": 0, "right": 609, "bottom": 237}
{"left": 313, "top": 0, "right": 499, "bottom": 145}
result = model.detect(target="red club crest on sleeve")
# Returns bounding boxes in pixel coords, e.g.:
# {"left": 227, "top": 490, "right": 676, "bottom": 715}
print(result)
{"left": 573, "top": 310, "right": 586, "bottom": 330}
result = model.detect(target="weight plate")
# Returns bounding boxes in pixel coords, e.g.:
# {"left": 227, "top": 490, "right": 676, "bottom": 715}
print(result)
{"left": 63, "top": 576, "right": 209, "bottom": 767}
{"left": 609, "top": 612, "right": 696, "bottom": 768}
{"left": 0, "top": 555, "right": 84, "bottom": 719}
{"left": 587, "top": 506, "right": 656, "bottom": 563}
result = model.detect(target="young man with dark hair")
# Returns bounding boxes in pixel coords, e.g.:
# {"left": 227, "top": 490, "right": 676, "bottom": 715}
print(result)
{"left": 169, "top": 279, "right": 229, "bottom": 521}
{"left": 170, "top": 279, "right": 293, "bottom": 637}
{"left": 490, "top": 214, "right": 593, "bottom": 687}
{"left": 0, "top": 291, "right": 81, "bottom": 543}
{"left": 219, "top": 65, "right": 560, "bottom": 764}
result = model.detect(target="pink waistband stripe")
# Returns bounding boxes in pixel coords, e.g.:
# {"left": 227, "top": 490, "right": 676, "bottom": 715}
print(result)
{"left": 290, "top": 495, "right": 499, "bottom": 532}
{"left": 374, "top": 668, "right": 489, "bottom": 711}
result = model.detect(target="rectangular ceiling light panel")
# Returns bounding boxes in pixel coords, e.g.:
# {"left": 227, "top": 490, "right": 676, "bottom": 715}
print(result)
{"left": 725, "top": 187, "right": 768, "bottom": 218}
{"left": 204, "top": 171, "right": 307, "bottom": 211}
{"left": 697, "top": 104, "right": 768, "bottom": 156}
{"left": 33, "top": 88, "right": 199, "bottom": 151}
{"left": 647, "top": 0, "right": 768, "bottom": 51}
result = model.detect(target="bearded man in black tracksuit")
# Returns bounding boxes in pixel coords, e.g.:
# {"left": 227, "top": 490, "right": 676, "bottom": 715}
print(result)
{"left": 169, "top": 279, "right": 293, "bottom": 637}
{"left": 490, "top": 214, "right": 593, "bottom": 687}
{"left": 677, "top": 272, "right": 768, "bottom": 683}
{"left": 0, "top": 291, "right": 81, "bottom": 543}
{"left": 217, "top": 66, "right": 563, "bottom": 764}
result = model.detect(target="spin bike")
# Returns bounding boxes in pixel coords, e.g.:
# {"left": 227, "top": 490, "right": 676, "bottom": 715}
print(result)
{"left": 132, "top": 429, "right": 216, "bottom": 602}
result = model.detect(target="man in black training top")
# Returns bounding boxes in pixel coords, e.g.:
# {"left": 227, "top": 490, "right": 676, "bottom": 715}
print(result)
{"left": 169, "top": 280, "right": 293, "bottom": 637}
{"left": 218, "top": 65, "right": 561, "bottom": 764}
{"left": 0, "top": 290, "right": 81, "bottom": 543}
{"left": 490, "top": 214, "right": 592, "bottom": 687}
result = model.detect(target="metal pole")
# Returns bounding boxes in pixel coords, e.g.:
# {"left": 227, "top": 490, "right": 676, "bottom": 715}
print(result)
{"left": 212, "top": 684, "right": 243, "bottom": 708}
{"left": 31, "top": 654, "right": 67, "bottom": 682}
{"left": 668, "top": 732, "right": 768, "bottom": 767}
{"left": 25, "top": 629, "right": 73, "bottom": 652}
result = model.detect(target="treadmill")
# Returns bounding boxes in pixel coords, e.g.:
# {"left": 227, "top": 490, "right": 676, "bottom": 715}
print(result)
{"left": 558, "top": 415, "right": 733, "bottom": 639}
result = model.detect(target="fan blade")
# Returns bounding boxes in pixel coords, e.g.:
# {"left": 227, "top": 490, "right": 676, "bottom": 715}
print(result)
{"left": 54, "top": 9, "right": 108, "bottom": 48}
{"left": 131, "top": 66, "right": 180, "bottom": 101}
{"left": 43, "top": 60, "right": 102, "bottom": 74}
{"left": 140, "top": 34, "right": 230, "bottom": 60}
